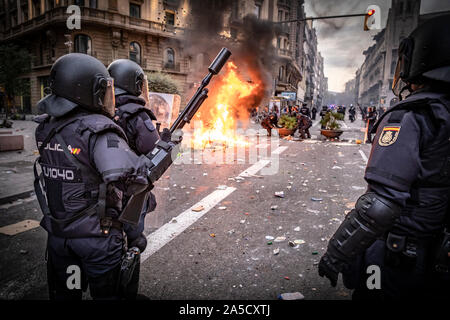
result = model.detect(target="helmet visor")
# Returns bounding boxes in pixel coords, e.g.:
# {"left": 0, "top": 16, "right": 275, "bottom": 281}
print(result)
{"left": 140, "top": 74, "right": 150, "bottom": 107}
{"left": 94, "top": 76, "right": 115, "bottom": 117}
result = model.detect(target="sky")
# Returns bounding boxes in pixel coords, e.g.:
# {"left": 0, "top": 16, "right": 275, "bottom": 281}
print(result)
{"left": 304, "top": 0, "right": 450, "bottom": 92}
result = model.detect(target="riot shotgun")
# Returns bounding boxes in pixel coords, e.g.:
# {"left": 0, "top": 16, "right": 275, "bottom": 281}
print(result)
{"left": 119, "top": 48, "right": 232, "bottom": 226}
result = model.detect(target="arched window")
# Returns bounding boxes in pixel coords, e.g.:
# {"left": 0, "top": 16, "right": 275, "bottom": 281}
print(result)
{"left": 165, "top": 48, "right": 175, "bottom": 68}
{"left": 279, "top": 66, "right": 284, "bottom": 80}
{"left": 129, "top": 42, "right": 141, "bottom": 65}
{"left": 74, "top": 34, "right": 92, "bottom": 55}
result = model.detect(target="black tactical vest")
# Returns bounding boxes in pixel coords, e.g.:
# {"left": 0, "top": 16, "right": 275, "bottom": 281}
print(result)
{"left": 115, "top": 99, "right": 156, "bottom": 152}
{"left": 373, "top": 92, "right": 450, "bottom": 237}
{"left": 34, "top": 111, "right": 127, "bottom": 238}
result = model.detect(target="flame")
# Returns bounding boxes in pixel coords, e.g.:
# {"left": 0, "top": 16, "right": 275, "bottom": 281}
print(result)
{"left": 192, "top": 62, "right": 261, "bottom": 149}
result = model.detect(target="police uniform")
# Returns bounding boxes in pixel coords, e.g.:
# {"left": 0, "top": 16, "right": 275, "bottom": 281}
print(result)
{"left": 347, "top": 90, "right": 450, "bottom": 299}
{"left": 318, "top": 14, "right": 450, "bottom": 300}
{"left": 34, "top": 53, "right": 156, "bottom": 300}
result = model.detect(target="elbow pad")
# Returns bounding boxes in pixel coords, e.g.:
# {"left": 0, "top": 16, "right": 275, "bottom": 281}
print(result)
{"left": 328, "top": 192, "right": 402, "bottom": 261}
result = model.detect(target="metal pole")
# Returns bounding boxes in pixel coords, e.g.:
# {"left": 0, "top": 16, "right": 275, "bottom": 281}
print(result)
{"left": 273, "top": 13, "right": 368, "bottom": 24}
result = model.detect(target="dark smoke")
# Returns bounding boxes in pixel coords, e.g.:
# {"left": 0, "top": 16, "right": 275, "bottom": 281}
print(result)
{"left": 184, "top": 0, "right": 280, "bottom": 113}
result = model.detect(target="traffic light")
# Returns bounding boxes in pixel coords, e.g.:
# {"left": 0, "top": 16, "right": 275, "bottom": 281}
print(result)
{"left": 364, "top": 5, "right": 381, "bottom": 31}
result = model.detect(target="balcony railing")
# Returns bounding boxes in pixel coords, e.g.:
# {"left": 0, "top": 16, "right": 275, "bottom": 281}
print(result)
{"left": 277, "top": 48, "right": 292, "bottom": 58}
{"left": 1, "top": 6, "right": 185, "bottom": 41}
{"left": 162, "top": 62, "right": 181, "bottom": 72}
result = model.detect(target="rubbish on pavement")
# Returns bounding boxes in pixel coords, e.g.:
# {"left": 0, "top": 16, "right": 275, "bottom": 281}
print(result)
{"left": 265, "top": 236, "right": 274, "bottom": 240}
{"left": 275, "top": 191, "right": 285, "bottom": 198}
{"left": 192, "top": 205, "right": 204, "bottom": 212}
{"left": 278, "top": 292, "right": 305, "bottom": 300}
{"left": 274, "top": 236, "right": 286, "bottom": 242}
{"left": 294, "top": 226, "right": 300, "bottom": 232}
{"left": 294, "top": 239, "right": 306, "bottom": 245}
{"left": 311, "top": 197, "right": 323, "bottom": 201}
{"left": 273, "top": 248, "right": 280, "bottom": 255}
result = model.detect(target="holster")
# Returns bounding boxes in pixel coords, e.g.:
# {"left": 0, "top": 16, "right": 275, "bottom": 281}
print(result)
{"left": 434, "top": 229, "right": 450, "bottom": 273}
{"left": 385, "top": 232, "right": 418, "bottom": 270}
{"left": 117, "top": 247, "right": 141, "bottom": 299}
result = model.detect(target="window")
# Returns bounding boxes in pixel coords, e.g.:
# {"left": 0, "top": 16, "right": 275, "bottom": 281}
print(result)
{"left": 46, "top": 0, "right": 55, "bottom": 10}
{"left": 254, "top": 4, "right": 261, "bottom": 18}
{"left": 129, "top": 42, "right": 141, "bottom": 65}
{"left": 32, "top": 0, "right": 41, "bottom": 17}
{"left": 165, "top": 48, "right": 175, "bottom": 67}
{"left": 89, "top": 0, "right": 97, "bottom": 8}
{"left": 279, "top": 66, "right": 284, "bottom": 80}
{"left": 130, "top": 3, "right": 141, "bottom": 18}
{"left": 21, "top": 4, "right": 29, "bottom": 21}
{"left": 165, "top": 11, "right": 175, "bottom": 25}
{"left": 277, "top": 37, "right": 281, "bottom": 48}
{"left": 74, "top": 0, "right": 85, "bottom": 6}
{"left": 278, "top": 10, "right": 283, "bottom": 21}
{"left": 74, "top": 34, "right": 92, "bottom": 55}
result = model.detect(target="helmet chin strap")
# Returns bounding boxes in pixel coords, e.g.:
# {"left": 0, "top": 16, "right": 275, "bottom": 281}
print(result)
{"left": 398, "top": 83, "right": 412, "bottom": 101}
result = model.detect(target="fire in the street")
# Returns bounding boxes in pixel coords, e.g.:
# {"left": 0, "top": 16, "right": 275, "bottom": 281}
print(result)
{"left": 192, "top": 62, "right": 262, "bottom": 149}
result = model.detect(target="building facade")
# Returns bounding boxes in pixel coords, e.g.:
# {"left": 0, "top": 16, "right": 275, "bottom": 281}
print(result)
{"left": 354, "top": 0, "right": 450, "bottom": 109}
{"left": 0, "top": 0, "right": 327, "bottom": 114}
{"left": 0, "top": 0, "right": 192, "bottom": 114}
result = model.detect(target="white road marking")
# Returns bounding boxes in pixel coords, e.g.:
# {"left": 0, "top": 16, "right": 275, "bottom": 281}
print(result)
{"left": 271, "top": 146, "right": 288, "bottom": 155}
{"left": 359, "top": 149, "right": 368, "bottom": 164}
{"left": 0, "top": 220, "right": 40, "bottom": 236}
{"left": 142, "top": 143, "right": 289, "bottom": 262}
{"left": 238, "top": 160, "right": 271, "bottom": 177}
{"left": 141, "top": 187, "right": 236, "bottom": 262}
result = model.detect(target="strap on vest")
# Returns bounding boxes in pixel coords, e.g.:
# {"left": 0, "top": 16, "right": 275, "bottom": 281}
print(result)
{"left": 34, "top": 116, "right": 114, "bottom": 234}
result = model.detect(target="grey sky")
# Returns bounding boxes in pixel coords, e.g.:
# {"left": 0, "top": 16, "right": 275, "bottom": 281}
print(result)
{"left": 304, "top": 0, "right": 450, "bottom": 92}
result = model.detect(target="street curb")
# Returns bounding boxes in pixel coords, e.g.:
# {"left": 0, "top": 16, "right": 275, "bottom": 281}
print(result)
{"left": 0, "top": 190, "right": 35, "bottom": 206}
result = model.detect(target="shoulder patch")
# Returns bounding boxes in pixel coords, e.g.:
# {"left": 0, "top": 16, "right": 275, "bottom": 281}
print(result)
{"left": 378, "top": 126, "right": 401, "bottom": 146}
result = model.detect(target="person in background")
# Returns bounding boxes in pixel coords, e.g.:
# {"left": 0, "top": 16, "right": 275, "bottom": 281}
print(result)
{"left": 319, "top": 14, "right": 450, "bottom": 300}
{"left": 311, "top": 106, "right": 318, "bottom": 120}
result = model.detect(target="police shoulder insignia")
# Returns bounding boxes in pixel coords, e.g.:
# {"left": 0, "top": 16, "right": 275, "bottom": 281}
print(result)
{"left": 378, "top": 126, "right": 401, "bottom": 146}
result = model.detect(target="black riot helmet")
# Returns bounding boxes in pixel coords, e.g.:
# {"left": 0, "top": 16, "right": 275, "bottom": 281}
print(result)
{"left": 107, "top": 59, "right": 147, "bottom": 97}
{"left": 392, "top": 14, "right": 450, "bottom": 98}
{"left": 49, "top": 53, "right": 115, "bottom": 117}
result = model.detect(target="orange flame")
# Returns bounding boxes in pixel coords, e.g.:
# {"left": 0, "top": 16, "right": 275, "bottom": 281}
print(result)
{"left": 192, "top": 62, "right": 261, "bottom": 149}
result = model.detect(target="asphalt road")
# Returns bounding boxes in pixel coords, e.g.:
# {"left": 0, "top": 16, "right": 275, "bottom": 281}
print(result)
{"left": 0, "top": 115, "right": 371, "bottom": 300}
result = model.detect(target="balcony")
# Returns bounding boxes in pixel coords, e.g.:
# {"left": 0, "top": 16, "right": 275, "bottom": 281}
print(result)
{"left": 162, "top": 62, "right": 181, "bottom": 73}
{"left": 0, "top": 6, "right": 185, "bottom": 41}
{"left": 277, "top": 48, "right": 292, "bottom": 58}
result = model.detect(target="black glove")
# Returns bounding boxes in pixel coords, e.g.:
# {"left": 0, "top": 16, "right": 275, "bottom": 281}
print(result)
{"left": 318, "top": 251, "right": 348, "bottom": 287}
{"left": 128, "top": 233, "right": 147, "bottom": 252}
{"left": 160, "top": 128, "right": 171, "bottom": 143}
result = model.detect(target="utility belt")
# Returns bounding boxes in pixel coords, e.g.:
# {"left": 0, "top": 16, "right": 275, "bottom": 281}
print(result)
{"left": 384, "top": 230, "right": 450, "bottom": 273}
{"left": 100, "top": 217, "right": 123, "bottom": 236}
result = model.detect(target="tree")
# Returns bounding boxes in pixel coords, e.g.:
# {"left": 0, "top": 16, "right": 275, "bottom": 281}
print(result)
{"left": 0, "top": 44, "right": 31, "bottom": 118}
{"left": 147, "top": 72, "right": 179, "bottom": 94}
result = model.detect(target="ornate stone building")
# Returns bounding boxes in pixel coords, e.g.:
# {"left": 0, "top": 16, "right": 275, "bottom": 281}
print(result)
{"left": 355, "top": 0, "right": 450, "bottom": 108}
{"left": 0, "top": 0, "right": 191, "bottom": 113}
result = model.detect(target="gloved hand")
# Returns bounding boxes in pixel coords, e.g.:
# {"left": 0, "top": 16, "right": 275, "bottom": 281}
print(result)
{"left": 160, "top": 128, "right": 172, "bottom": 143}
{"left": 128, "top": 233, "right": 147, "bottom": 252}
{"left": 318, "top": 251, "right": 348, "bottom": 287}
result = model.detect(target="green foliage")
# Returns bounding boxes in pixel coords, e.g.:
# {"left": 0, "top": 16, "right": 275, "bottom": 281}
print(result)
{"left": 147, "top": 72, "right": 179, "bottom": 94}
{"left": 278, "top": 114, "right": 297, "bottom": 130}
{"left": 0, "top": 44, "right": 31, "bottom": 98}
{"left": 320, "top": 111, "right": 343, "bottom": 130}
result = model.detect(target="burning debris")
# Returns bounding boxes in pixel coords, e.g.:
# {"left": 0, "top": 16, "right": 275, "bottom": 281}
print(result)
{"left": 191, "top": 62, "right": 262, "bottom": 149}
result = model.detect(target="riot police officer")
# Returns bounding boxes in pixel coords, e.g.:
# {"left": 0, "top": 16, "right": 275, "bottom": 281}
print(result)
{"left": 34, "top": 53, "right": 166, "bottom": 300}
{"left": 300, "top": 103, "right": 310, "bottom": 117}
{"left": 318, "top": 14, "right": 450, "bottom": 300}
{"left": 107, "top": 59, "right": 162, "bottom": 298}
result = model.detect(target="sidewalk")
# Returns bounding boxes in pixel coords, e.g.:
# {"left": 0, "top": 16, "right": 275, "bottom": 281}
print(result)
{"left": 0, "top": 120, "right": 38, "bottom": 204}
